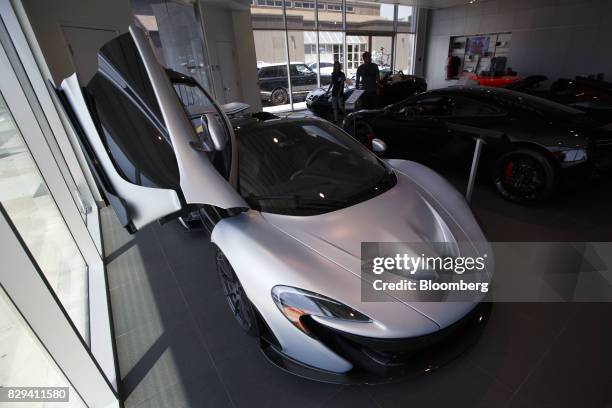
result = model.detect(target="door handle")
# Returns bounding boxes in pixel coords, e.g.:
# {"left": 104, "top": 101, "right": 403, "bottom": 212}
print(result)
{"left": 74, "top": 189, "right": 91, "bottom": 215}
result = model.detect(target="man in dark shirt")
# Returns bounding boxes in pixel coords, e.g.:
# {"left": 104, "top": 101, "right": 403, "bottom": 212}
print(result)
{"left": 327, "top": 61, "right": 346, "bottom": 122}
{"left": 355, "top": 51, "right": 380, "bottom": 109}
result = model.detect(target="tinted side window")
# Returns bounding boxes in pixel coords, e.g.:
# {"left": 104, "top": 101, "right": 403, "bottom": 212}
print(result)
{"left": 86, "top": 35, "right": 180, "bottom": 190}
{"left": 173, "top": 83, "right": 214, "bottom": 110}
{"left": 398, "top": 96, "right": 453, "bottom": 117}
{"left": 87, "top": 75, "right": 180, "bottom": 190}
{"left": 260, "top": 67, "right": 277, "bottom": 78}
{"left": 295, "top": 64, "right": 312, "bottom": 75}
{"left": 277, "top": 65, "right": 287, "bottom": 76}
{"left": 452, "top": 97, "right": 504, "bottom": 116}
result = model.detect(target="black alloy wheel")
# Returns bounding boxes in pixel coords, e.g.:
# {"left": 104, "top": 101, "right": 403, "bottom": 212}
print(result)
{"left": 271, "top": 88, "right": 289, "bottom": 105}
{"left": 494, "top": 149, "right": 556, "bottom": 203}
{"left": 216, "top": 249, "right": 259, "bottom": 336}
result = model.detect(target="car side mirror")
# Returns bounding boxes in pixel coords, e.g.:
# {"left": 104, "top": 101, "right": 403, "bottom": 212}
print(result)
{"left": 371, "top": 138, "right": 387, "bottom": 155}
{"left": 202, "top": 113, "right": 227, "bottom": 151}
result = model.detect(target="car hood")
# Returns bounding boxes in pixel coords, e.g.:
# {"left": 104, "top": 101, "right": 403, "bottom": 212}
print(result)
{"left": 261, "top": 168, "right": 489, "bottom": 328}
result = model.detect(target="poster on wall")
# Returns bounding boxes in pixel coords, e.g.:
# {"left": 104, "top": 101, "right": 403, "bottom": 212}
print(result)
{"left": 465, "top": 36, "right": 490, "bottom": 55}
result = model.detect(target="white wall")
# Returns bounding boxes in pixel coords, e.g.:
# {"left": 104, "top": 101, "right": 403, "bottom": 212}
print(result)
{"left": 424, "top": 0, "right": 612, "bottom": 89}
{"left": 20, "top": 0, "right": 132, "bottom": 85}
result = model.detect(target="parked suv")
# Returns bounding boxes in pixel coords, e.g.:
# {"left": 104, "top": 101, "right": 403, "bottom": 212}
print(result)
{"left": 257, "top": 62, "right": 319, "bottom": 105}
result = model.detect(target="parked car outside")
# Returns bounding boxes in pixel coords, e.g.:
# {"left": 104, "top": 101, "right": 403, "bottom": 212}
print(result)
{"left": 308, "top": 61, "right": 334, "bottom": 77}
{"left": 258, "top": 62, "right": 330, "bottom": 106}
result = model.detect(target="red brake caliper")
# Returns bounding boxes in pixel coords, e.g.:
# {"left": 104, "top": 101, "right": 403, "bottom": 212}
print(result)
{"left": 504, "top": 162, "right": 514, "bottom": 182}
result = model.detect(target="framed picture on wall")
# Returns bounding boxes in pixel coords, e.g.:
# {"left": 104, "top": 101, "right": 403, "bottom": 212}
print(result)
{"left": 465, "top": 36, "right": 490, "bottom": 55}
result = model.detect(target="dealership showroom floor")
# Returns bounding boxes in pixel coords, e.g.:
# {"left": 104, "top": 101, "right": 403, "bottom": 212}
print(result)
{"left": 104, "top": 169, "right": 612, "bottom": 408}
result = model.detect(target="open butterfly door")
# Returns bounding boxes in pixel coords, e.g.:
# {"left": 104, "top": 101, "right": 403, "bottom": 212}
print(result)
{"left": 60, "top": 25, "right": 247, "bottom": 233}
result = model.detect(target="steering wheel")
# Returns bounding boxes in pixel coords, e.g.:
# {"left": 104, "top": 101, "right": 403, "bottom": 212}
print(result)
{"left": 290, "top": 147, "right": 342, "bottom": 181}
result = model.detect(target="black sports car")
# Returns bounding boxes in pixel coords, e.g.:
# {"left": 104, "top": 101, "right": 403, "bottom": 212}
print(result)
{"left": 306, "top": 73, "right": 427, "bottom": 119}
{"left": 505, "top": 75, "right": 612, "bottom": 124}
{"left": 344, "top": 86, "right": 612, "bottom": 203}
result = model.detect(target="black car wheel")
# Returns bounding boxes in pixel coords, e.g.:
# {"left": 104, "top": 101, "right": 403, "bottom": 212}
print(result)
{"left": 270, "top": 88, "right": 288, "bottom": 105}
{"left": 494, "top": 149, "right": 556, "bottom": 203}
{"left": 216, "top": 249, "right": 259, "bottom": 336}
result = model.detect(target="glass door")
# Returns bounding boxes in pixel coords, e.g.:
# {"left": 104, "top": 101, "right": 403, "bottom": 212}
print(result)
{"left": 0, "top": 91, "right": 90, "bottom": 342}
{"left": 0, "top": 5, "right": 103, "bottom": 254}
{"left": 346, "top": 33, "right": 392, "bottom": 77}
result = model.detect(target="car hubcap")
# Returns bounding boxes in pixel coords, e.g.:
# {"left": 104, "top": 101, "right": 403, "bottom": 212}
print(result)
{"left": 272, "top": 90, "right": 286, "bottom": 105}
{"left": 500, "top": 157, "right": 545, "bottom": 198}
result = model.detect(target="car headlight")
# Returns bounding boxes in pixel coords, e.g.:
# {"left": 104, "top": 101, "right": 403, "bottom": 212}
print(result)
{"left": 548, "top": 147, "right": 588, "bottom": 163}
{"left": 271, "top": 286, "right": 371, "bottom": 336}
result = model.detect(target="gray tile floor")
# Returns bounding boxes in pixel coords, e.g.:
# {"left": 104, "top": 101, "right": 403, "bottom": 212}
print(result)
{"left": 103, "top": 167, "right": 612, "bottom": 408}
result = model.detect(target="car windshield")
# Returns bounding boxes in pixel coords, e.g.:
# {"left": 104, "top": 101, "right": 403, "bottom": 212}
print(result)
{"left": 237, "top": 120, "right": 395, "bottom": 216}
{"left": 485, "top": 87, "right": 584, "bottom": 117}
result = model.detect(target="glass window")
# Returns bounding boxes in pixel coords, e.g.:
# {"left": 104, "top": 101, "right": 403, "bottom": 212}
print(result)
{"left": 0, "top": 287, "right": 86, "bottom": 408}
{"left": 371, "top": 36, "right": 392, "bottom": 70}
{"left": 250, "top": 0, "right": 418, "bottom": 110}
{"left": 346, "top": 1, "right": 394, "bottom": 32}
{"left": 394, "top": 33, "right": 415, "bottom": 74}
{"left": 285, "top": 0, "right": 315, "bottom": 30}
{"left": 318, "top": 31, "right": 345, "bottom": 74}
{"left": 452, "top": 96, "right": 505, "bottom": 116}
{"left": 0, "top": 92, "right": 89, "bottom": 342}
{"left": 236, "top": 120, "right": 395, "bottom": 216}
{"left": 487, "top": 88, "right": 584, "bottom": 117}
{"left": 254, "top": 30, "right": 291, "bottom": 109}
{"left": 317, "top": 0, "right": 343, "bottom": 31}
{"left": 172, "top": 82, "right": 214, "bottom": 112}
{"left": 397, "top": 5, "right": 415, "bottom": 33}
{"left": 398, "top": 96, "right": 454, "bottom": 117}
{"left": 288, "top": 31, "right": 319, "bottom": 104}
{"left": 130, "top": 0, "right": 212, "bottom": 91}
{"left": 85, "top": 34, "right": 181, "bottom": 191}
{"left": 250, "top": 0, "right": 285, "bottom": 29}
{"left": 294, "top": 63, "right": 313, "bottom": 75}
{"left": 259, "top": 66, "right": 278, "bottom": 78}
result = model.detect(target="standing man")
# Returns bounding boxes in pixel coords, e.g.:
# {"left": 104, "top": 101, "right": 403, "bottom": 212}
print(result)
{"left": 355, "top": 51, "right": 380, "bottom": 109}
{"left": 327, "top": 61, "right": 346, "bottom": 123}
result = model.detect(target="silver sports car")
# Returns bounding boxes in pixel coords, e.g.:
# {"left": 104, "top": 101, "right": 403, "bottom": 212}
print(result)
{"left": 59, "top": 25, "right": 490, "bottom": 383}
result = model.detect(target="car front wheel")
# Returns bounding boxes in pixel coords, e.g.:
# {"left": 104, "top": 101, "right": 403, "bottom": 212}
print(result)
{"left": 494, "top": 149, "right": 557, "bottom": 203}
{"left": 216, "top": 249, "right": 259, "bottom": 336}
